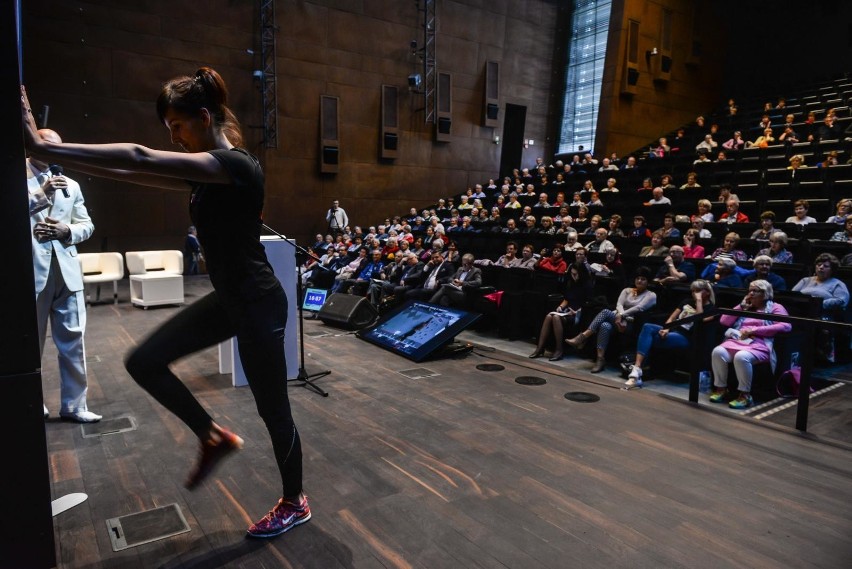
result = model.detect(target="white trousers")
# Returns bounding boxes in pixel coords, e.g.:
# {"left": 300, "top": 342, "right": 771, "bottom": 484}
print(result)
{"left": 711, "top": 345, "right": 762, "bottom": 393}
{"left": 36, "top": 254, "right": 89, "bottom": 413}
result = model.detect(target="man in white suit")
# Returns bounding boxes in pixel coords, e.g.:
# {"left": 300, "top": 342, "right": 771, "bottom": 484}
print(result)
{"left": 27, "top": 129, "right": 101, "bottom": 423}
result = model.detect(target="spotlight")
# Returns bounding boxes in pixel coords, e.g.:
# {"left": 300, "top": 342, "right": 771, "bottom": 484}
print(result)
{"left": 408, "top": 74, "right": 422, "bottom": 89}
{"left": 253, "top": 70, "right": 264, "bottom": 80}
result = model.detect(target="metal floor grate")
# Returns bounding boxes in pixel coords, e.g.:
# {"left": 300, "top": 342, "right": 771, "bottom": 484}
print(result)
{"left": 106, "top": 503, "right": 190, "bottom": 551}
{"left": 81, "top": 416, "right": 137, "bottom": 438}
{"left": 398, "top": 367, "right": 440, "bottom": 380}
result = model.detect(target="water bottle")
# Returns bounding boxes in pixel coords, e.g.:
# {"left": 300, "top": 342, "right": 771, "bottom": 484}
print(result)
{"left": 699, "top": 371, "right": 711, "bottom": 393}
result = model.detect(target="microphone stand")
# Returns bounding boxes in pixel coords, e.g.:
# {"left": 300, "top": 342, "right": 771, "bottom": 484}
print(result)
{"left": 262, "top": 223, "right": 331, "bottom": 397}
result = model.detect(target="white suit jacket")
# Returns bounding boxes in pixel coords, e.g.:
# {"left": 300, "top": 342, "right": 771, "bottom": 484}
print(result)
{"left": 27, "top": 162, "right": 94, "bottom": 294}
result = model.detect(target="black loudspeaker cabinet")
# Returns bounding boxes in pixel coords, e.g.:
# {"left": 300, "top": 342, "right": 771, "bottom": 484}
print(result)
{"left": 318, "top": 293, "right": 379, "bottom": 330}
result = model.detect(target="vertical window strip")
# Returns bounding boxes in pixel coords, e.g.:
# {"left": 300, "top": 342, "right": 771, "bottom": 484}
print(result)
{"left": 558, "top": 0, "right": 612, "bottom": 155}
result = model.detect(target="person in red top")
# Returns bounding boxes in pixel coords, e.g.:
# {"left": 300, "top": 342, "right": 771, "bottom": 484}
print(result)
{"left": 719, "top": 198, "right": 750, "bottom": 223}
{"left": 536, "top": 245, "right": 567, "bottom": 275}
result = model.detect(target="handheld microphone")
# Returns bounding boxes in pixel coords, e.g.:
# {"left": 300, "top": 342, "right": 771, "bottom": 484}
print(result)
{"left": 49, "top": 164, "right": 69, "bottom": 198}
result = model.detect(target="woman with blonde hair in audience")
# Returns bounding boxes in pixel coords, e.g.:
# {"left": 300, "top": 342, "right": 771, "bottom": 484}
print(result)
{"left": 530, "top": 262, "right": 593, "bottom": 361}
{"left": 787, "top": 155, "right": 806, "bottom": 170}
{"left": 696, "top": 199, "right": 715, "bottom": 222}
{"left": 505, "top": 192, "right": 522, "bottom": 209}
{"left": 709, "top": 280, "right": 792, "bottom": 409}
{"left": 827, "top": 199, "right": 851, "bottom": 224}
{"left": 748, "top": 127, "right": 775, "bottom": 148}
{"left": 565, "top": 267, "right": 657, "bottom": 372}
{"left": 709, "top": 232, "right": 749, "bottom": 262}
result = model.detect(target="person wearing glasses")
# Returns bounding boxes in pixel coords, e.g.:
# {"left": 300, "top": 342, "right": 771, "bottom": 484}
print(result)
{"left": 709, "top": 280, "right": 791, "bottom": 409}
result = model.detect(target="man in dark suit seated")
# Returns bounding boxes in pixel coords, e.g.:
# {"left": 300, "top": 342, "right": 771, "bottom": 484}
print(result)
{"left": 429, "top": 253, "right": 483, "bottom": 308}
{"left": 406, "top": 250, "right": 455, "bottom": 301}
{"left": 370, "top": 252, "right": 425, "bottom": 307}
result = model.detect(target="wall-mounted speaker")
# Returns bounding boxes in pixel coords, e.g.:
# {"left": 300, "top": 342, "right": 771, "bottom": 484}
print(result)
{"left": 436, "top": 71, "right": 452, "bottom": 142}
{"left": 483, "top": 61, "right": 499, "bottom": 127}
{"left": 380, "top": 84, "right": 399, "bottom": 159}
{"left": 320, "top": 95, "right": 339, "bottom": 174}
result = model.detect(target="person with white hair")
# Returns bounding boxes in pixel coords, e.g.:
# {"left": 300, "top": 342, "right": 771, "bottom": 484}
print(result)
{"left": 709, "top": 280, "right": 791, "bottom": 409}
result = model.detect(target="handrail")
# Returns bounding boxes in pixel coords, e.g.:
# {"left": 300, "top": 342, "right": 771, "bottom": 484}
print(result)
{"left": 666, "top": 305, "right": 850, "bottom": 432}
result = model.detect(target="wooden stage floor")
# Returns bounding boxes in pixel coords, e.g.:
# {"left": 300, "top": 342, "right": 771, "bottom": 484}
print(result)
{"left": 41, "top": 277, "right": 852, "bottom": 568}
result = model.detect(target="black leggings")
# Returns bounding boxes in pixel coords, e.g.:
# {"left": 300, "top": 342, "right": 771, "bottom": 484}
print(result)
{"left": 125, "top": 288, "right": 302, "bottom": 496}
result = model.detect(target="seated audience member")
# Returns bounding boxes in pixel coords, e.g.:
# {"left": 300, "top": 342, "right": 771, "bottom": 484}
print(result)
{"left": 539, "top": 215, "right": 557, "bottom": 235}
{"left": 743, "top": 255, "right": 786, "bottom": 292}
{"left": 660, "top": 213, "right": 681, "bottom": 238}
{"left": 554, "top": 206, "right": 571, "bottom": 224}
{"left": 722, "top": 131, "right": 746, "bottom": 150}
{"left": 582, "top": 214, "right": 603, "bottom": 236}
{"left": 530, "top": 263, "right": 594, "bottom": 361}
{"left": 654, "top": 245, "right": 695, "bottom": 286}
{"left": 778, "top": 126, "right": 799, "bottom": 146}
{"left": 406, "top": 250, "right": 455, "bottom": 301}
{"left": 428, "top": 253, "right": 483, "bottom": 308}
{"left": 419, "top": 237, "right": 443, "bottom": 262}
{"left": 785, "top": 199, "right": 817, "bottom": 225}
{"left": 505, "top": 192, "right": 522, "bottom": 209}
{"left": 792, "top": 253, "right": 850, "bottom": 362}
{"left": 817, "top": 151, "right": 839, "bottom": 168}
{"left": 682, "top": 229, "right": 705, "bottom": 259}
{"left": 679, "top": 172, "right": 701, "bottom": 190}
{"left": 622, "top": 156, "right": 638, "bottom": 169}
{"left": 751, "top": 211, "right": 780, "bottom": 241}
{"left": 719, "top": 197, "right": 749, "bottom": 224}
{"left": 502, "top": 218, "right": 520, "bottom": 234}
{"left": 332, "top": 247, "right": 369, "bottom": 292}
{"left": 696, "top": 199, "right": 714, "bottom": 222}
{"left": 536, "top": 245, "right": 567, "bottom": 275}
{"left": 587, "top": 227, "right": 615, "bottom": 254}
{"left": 709, "top": 280, "right": 792, "bottom": 409}
{"left": 564, "top": 230, "right": 583, "bottom": 251}
{"left": 367, "top": 251, "right": 409, "bottom": 306}
{"left": 380, "top": 237, "right": 400, "bottom": 262}
{"left": 637, "top": 177, "right": 654, "bottom": 193}
{"left": 475, "top": 241, "right": 518, "bottom": 268}
{"left": 810, "top": 115, "right": 843, "bottom": 143}
{"left": 524, "top": 183, "right": 537, "bottom": 197}
{"left": 444, "top": 242, "right": 461, "bottom": 266}
{"left": 553, "top": 192, "right": 567, "bottom": 208}
{"left": 520, "top": 215, "right": 538, "bottom": 234}
{"left": 659, "top": 175, "right": 676, "bottom": 193}
{"left": 341, "top": 249, "right": 385, "bottom": 296}
{"left": 714, "top": 150, "right": 728, "bottom": 163}
{"left": 569, "top": 192, "right": 584, "bottom": 207}
{"left": 533, "top": 192, "right": 552, "bottom": 208}
{"left": 409, "top": 237, "right": 424, "bottom": 258}
{"left": 608, "top": 214, "right": 624, "bottom": 238}
{"left": 830, "top": 215, "right": 852, "bottom": 243}
{"left": 709, "top": 232, "right": 749, "bottom": 263}
{"left": 691, "top": 216, "right": 712, "bottom": 238}
{"left": 639, "top": 231, "right": 669, "bottom": 257}
{"left": 827, "top": 199, "right": 852, "bottom": 224}
{"left": 757, "top": 231, "right": 793, "bottom": 264}
{"left": 624, "top": 279, "right": 717, "bottom": 387}
{"left": 712, "top": 258, "right": 744, "bottom": 289}
{"left": 695, "top": 134, "right": 717, "bottom": 154}
{"left": 629, "top": 215, "right": 652, "bottom": 239}
{"left": 311, "top": 234, "right": 327, "bottom": 255}
{"left": 645, "top": 187, "right": 671, "bottom": 206}
{"left": 650, "top": 137, "right": 670, "bottom": 158}
{"left": 565, "top": 267, "right": 657, "bottom": 373}
{"left": 717, "top": 184, "right": 738, "bottom": 204}
{"left": 601, "top": 177, "right": 620, "bottom": 193}
{"left": 514, "top": 244, "right": 538, "bottom": 270}
{"left": 586, "top": 190, "right": 603, "bottom": 207}
{"left": 471, "top": 184, "right": 487, "bottom": 199}
{"left": 576, "top": 205, "right": 590, "bottom": 224}
{"left": 574, "top": 246, "right": 591, "bottom": 274}
{"left": 598, "top": 157, "right": 619, "bottom": 172}
{"left": 590, "top": 248, "right": 625, "bottom": 282}
{"left": 694, "top": 152, "right": 711, "bottom": 165}
{"left": 748, "top": 127, "right": 775, "bottom": 148}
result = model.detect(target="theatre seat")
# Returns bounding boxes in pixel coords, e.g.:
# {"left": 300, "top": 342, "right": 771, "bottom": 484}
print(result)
{"left": 78, "top": 252, "right": 124, "bottom": 304}
{"left": 125, "top": 250, "right": 184, "bottom": 308}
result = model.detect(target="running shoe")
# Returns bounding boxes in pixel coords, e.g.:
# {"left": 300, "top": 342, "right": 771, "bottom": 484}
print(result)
{"left": 185, "top": 427, "right": 244, "bottom": 490}
{"left": 247, "top": 495, "right": 311, "bottom": 538}
{"left": 708, "top": 390, "right": 727, "bottom": 403}
{"left": 728, "top": 393, "right": 753, "bottom": 409}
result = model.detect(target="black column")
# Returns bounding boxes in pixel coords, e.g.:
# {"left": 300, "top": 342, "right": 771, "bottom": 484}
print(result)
{"left": 0, "top": 2, "right": 57, "bottom": 567}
